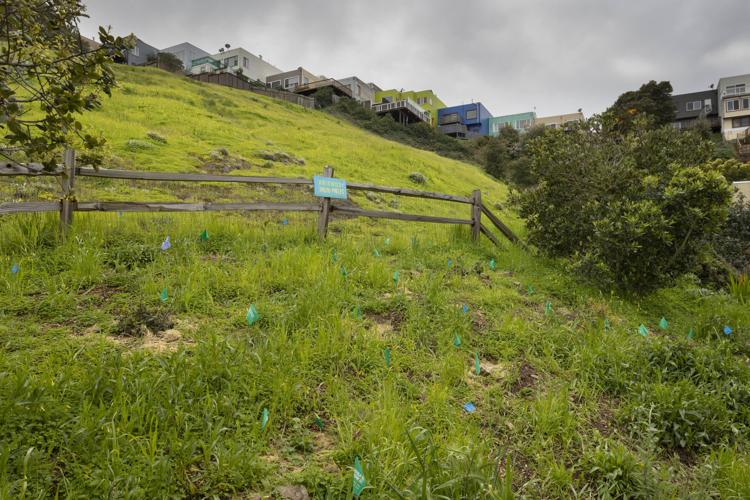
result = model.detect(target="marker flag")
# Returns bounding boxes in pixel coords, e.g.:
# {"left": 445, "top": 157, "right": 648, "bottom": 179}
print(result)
{"left": 160, "top": 236, "right": 171, "bottom": 251}
{"left": 352, "top": 456, "right": 367, "bottom": 497}
{"left": 688, "top": 329, "right": 695, "bottom": 340}
{"left": 160, "top": 287, "right": 168, "bottom": 303}
{"left": 638, "top": 324, "right": 649, "bottom": 337}
{"left": 489, "top": 258, "right": 496, "bottom": 271}
{"left": 10, "top": 263, "right": 19, "bottom": 275}
{"left": 474, "top": 352, "right": 481, "bottom": 375}
{"left": 604, "top": 319, "right": 610, "bottom": 331}
{"left": 281, "top": 218, "right": 289, "bottom": 226}
{"left": 260, "top": 408, "right": 269, "bottom": 431}
{"left": 463, "top": 402, "right": 476, "bottom": 413}
{"left": 355, "top": 305, "right": 363, "bottom": 320}
{"left": 658, "top": 317, "right": 669, "bottom": 330}
{"left": 527, "top": 285, "right": 534, "bottom": 295}
{"left": 340, "top": 266, "right": 348, "bottom": 278}
{"left": 384, "top": 238, "right": 391, "bottom": 246}
{"left": 199, "top": 229, "right": 209, "bottom": 241}
{"left": 331, "top": 249, "right": 338, "bottom": 263}
{"left": 447, "top": 258, "right": 452, "bottom": 268}
{"left": 393, "top": 270, "right": 399, "bottom": 287}
{"left": 373, "top": 248, "right": 381, "bottom": 257}
{"left": 544, "top": 302, "right": 553, "bottom": 316}
{"left": 314, "top": 416, "right": 325, "bottom": 431}
{"left": 384, "top": 348, "right": 391, "bottom": 368}
{"left": 246, "top": 304, "right": 260, "bottom": 326}
{"left": 462, "top": 304, "right": 469, "bottom": 314}
{"left": 724, "top": 325, "right": 733, "bottom": 336}
{"left": 453, "top": 334, "right": 462, "bottom": 347}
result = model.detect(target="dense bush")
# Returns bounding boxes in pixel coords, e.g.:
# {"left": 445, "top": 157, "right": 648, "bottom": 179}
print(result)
{"left": 517, "top": 118, "right": 731, "bottom": 292}
{"left": 713, "top": 198, "right": 750, "bottom": 274}
{"left": 704, "top": 158, "right": 750, "bottom": 183}
{"left": 329, "top": 98, "right": 472, "bottom": 161}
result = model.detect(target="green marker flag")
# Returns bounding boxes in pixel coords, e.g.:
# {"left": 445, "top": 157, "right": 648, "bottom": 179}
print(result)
{"left": 246, "top": 304, "right": 260, "bottom": 326}
{"left": 199, "top": 229, "right": 209, "bottom": 241}
{"left": 638, "top": 324, "right": 649, "bottom": 337}
{"left": 544, "top": 302, "right": 553, "bottom": 316}
{"left": 688, "top": 329, "right": 695, "bottom": 340}
{"left": 160, "top": 287, "right": 168, "bottom": 303}
{"left": 384, "top": 347, "right": 391, "bottom": 368}
{"left": 260, "top": 408, "right": 269, "bottom": 431}
{"left": 340, "top": 266, "right": 348, "bottom": 278}
{"left": 384, "top": 238, "right": 391, "bottom": 246}
{"left": 352, "top": 457, "right": 366, "bottom": 497}
{"left": 331, "top": 249, "right": 338, "bottom": 263}
{"left": 314, "top": 416, "right": 325, "bottom": 431}
{"left": 659, "top": 317, "right": 669, "bottom": 330}
{"left": 489, "top": 258, "right": 496, "bottom": 271}
{"left": 527, "top": 285, "right": 534, "bottom": 295}
{"left": 373, "top": 248, "right": 381, "bottom": 257}
{"left": 604, "top": 319, "right": 610, "bottom": 331}
{"left": 453, "top": 334, "right": 462, "bottom": 347}
{"left": 393, "top": 270, "right": 399, "bottom": 287}
{"left": 355, "top": 305, "right": 363, "bottom": 320}
{"left": 474, "top": 352, "right": 481, "bottom": 375}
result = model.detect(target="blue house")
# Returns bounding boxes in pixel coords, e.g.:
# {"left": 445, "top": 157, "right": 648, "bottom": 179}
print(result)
{"left": 437, "top": 103, "right": 493, "bottom": 138}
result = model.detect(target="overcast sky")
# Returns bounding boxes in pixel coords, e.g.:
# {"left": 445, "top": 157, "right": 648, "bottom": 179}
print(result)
{"left": 79, "top": 0, "right": 749, "bottom": 117}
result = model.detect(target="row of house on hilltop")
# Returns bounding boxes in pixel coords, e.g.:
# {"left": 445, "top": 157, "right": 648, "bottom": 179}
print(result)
{"left": 672, "top": 73, "right": 750, "bottom": 142}
{"left": 116, "top": 36, "right": 747, "bottom": 150}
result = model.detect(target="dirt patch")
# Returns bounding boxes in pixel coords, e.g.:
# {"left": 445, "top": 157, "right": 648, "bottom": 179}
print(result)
{"left": 591, "top": 398, "right": 617, "bottom": 437}
{"left": 471, "top": 309, "right": 489, "bottom": 332}
{"left": 141, "top": 328, "right": 185, "bottom": 353}
{"left": 81, "top": 284, "right": 122, "bottom": 301}
{"left": 510, "top": 362, "right": 539, "bottom": 395}
{"left": 467, "top": 358, "right": 510, "bottom": 385}
{"left": 366, "top": 310, "right": 405, "bottom": 337}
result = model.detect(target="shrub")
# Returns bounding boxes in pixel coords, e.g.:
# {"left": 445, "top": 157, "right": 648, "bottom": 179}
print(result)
{"left": 729, "top": 274, "right": 750, "bottom": 304}
{"left": 582, "top": 440, "right": 657, "bottom": 499}
{"left": 704, "top": 158, "right": 750, "bottom": 182}
{"left": 146, "top": 131, "right": 167, "bottom": 144}
{"left": 625, "top": 381, "right": 733, "bottom": 451}
{"left": 408, "top": 172, "right": 427, "bottom": 184}
{"left": 713, "top": 198, "right": 750, "bottom": 274}
{"left": 125, "top": 139, "right": 154, "bottom": 151}
{"left": 517, "top": 118, "right": 731, "bottom": 292}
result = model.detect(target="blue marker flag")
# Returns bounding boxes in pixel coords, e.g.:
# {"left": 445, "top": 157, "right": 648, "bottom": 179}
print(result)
{"left": 447, "top": 258, "right": 452, "bottom": 268}
{"left": 161, "top": 236, "right": 171, "bottom": 251}
{"left": 10, "top": 263, "right": 19, "bottom": 275}
{"left": 462, "top": 304, "right": 469, "bottom": 314}
{"left": 724, "top": 325, "right": 733, "bottom": 336}
{"left": 463, "top": 402, "right": 476, "bottom": 413}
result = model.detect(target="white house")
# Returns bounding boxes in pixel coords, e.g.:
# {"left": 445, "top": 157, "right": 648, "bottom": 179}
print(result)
{"left": 194, "top": 47, "right": 282, "bottom": 83}
{"left": 718, "top": 73, "right": 750, "bottom": 141}
{"left": 161, "top": 42, "right": 210, "bottom": 73}
{"left": 338, "top": 76, "right": 381, "bottom": 105}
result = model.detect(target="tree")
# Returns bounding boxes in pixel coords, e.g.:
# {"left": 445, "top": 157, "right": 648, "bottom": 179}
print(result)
{"left": 517, "top": 117, "right": 731, "bottom": 292}
{"left": 604, "top": 80, "right": 676, "bottom": 134}
{"left": 0, "top": 0, "right": 130, "bottom": 166}
{"left": 147, "top": 52, "right": 184, "bottom": 73}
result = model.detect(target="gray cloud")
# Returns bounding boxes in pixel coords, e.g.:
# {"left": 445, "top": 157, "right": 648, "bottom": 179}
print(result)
{"left": 79, "top": 0, "right": 750, "bottom": 116}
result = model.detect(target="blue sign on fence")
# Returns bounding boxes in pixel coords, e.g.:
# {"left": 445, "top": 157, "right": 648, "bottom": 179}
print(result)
{"left": 313, "top": 176, "right": 347, "bottom": 199}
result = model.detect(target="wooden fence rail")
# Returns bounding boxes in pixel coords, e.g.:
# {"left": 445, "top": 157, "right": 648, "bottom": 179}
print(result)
{"left": 0, "top": 152, "right": 520, "bottom": 247}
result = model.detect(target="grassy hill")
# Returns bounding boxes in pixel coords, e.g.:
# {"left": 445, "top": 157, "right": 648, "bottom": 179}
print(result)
{"left": 1, "top": 66, "right": 749, "bottom": 498}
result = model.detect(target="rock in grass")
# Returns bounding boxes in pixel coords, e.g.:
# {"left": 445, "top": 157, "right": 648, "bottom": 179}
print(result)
{"left": 276, "top": 485, "right": 309, "bottom": 500}
{"left": 125, "top": 139, "right": 154, "bottom": 151}
{"left": 408, "top": 172, "right": 427, "bottom": 184}
{"left": 146, "top": 131, "right": 167, "bottom": 144}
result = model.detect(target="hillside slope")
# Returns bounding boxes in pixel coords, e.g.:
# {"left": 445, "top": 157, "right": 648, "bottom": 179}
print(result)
{"left": 0, "top": 66, "right": 749, "bottom": 498}
{"left": 74, "top": 66, "right": 510, "bottom": 220}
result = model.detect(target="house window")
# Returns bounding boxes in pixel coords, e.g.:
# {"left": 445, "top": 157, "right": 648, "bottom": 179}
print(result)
{"left": 465, "top": 109, "right": 478, "bottom": 120}
{"left": 732, "top": 116, "right": 750, "bottom": 128}
{"left": 515, "top": 119, "right": 531, "bottom": 130}
{"left": 224, "top": 56, "right": 238, "bottom": 67}
{"left": 727, "top": 98, "right": 750, "bottom": 112}
{"left": 270, "top": 80, "right": 281, "bottom": 89}
{"left": 243, "top": 57, "right": 248, "bottom": 68}
{"left": 284, "top": 77, "right": 299, "bottom": 89}
{"left": 381, "top": 96, "right": 393, "bottom": 104}
{"left": 440, "top": 113, "right": 460, "bottom": 125}
{"left": 685, "top": 100, "right": 702, "bottom": 111}
{"left": 726, "top": 84, "right": 747, "bottom": 96}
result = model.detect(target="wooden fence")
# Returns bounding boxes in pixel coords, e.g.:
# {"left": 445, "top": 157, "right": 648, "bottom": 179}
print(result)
{"left": 0, "top": 150, "right": 519, "bottom": 246}
{"left": 189, "top": 72, "right": 316, "bottom": 109}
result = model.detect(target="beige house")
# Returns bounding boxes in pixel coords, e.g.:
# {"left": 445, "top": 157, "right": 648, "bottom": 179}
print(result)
{"left": 718, "top": 74, "right": 750, "bottom": 141}
{"left": 266, "top": 67, "right": 321, "bottom": 91}
{"left": 190, "top": 47, "right": 281, "bottom": 83}
{"left": 535, "top": 112, "right": 585, "bottom": 129}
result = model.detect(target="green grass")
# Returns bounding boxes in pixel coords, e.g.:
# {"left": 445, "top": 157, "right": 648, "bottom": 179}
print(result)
{"left": 1, "top": 66, "right": 749, "bottom": 497}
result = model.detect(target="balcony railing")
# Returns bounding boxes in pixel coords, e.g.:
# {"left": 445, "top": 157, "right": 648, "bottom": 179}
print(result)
{"left": 372, "top": 98, "right": 430, "bottom": 123}
{"left": 293, "top": 78, "right": 352, "bottom": 97}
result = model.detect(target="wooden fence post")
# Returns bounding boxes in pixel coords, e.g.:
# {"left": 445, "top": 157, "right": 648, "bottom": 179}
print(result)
{"left": 317, "top": 165, "right": 333, "bottom": 239}
{"left": 60, "top": 148, "right": 76, "bottom": 233}
{"left": 471, "top": 189, "right": 481, "bottom": 242}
